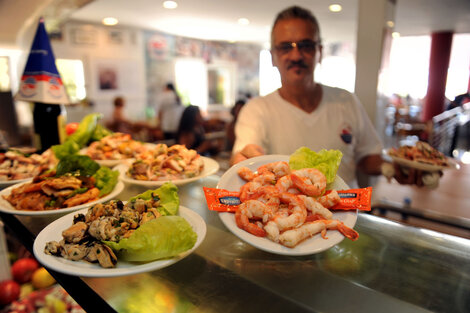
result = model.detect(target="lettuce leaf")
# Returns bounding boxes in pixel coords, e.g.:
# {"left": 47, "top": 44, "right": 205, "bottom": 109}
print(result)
{"left": 92, "top": 166, "right": 119, "bottom": 196}
{"left": 130, "top": 182, "right": 179, "bottom": 216}
{"left": 289, "top": 147, "right": 343, "bottom": 184}
{"left": 104, "top": 216, "right": 197, "bottom": 262}
{"left": 55, "top": 155, "right": 100, "bottom": 177}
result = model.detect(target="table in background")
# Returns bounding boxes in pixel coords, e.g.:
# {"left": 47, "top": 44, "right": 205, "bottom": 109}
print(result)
{"left": 2, "top": 175, "right": 470, "bottom": 313}
{"left": 371, "top": 163, "right": 470, "bottom": 235}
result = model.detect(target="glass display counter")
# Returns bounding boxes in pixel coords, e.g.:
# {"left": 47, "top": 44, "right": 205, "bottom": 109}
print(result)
{"left": 1, "top": 175, "right": 469, "bottom": 313}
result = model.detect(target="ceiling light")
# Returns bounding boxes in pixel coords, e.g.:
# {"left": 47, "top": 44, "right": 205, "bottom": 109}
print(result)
{"left": 329, "top": 4, "right": 342, "bottom": 12}
{"left": 392, "top": 32, "right": 400, "bottom": 38}
{"left": 238, "top": 18, "right": 250, "bottom": 25}
{"left": 386, "top": 20, "right": 395, "bottom": 28}
{"left": 163, "top": 1, "right": 178, "bottom": 9}
{"left": 102, "top": 17, "right": 118, "bottom": 26}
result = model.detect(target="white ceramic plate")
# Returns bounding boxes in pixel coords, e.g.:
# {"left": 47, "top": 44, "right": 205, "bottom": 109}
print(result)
{"left": 382, "top": 149, "right": 459, "bottom": 172}
{"left": 0, "top": 181, "right": 124, "bottom": 216}
{"left": 33, "top": 206, "right": 206, "bottom": 277}
{"left": 0, "top": 178, "right": 31, "bottom": 189}
{"left": 79, "top": 148, "right": 135, "bottom": 168}
{"left": 115, "top": 156, "right": 220, "bottom": 187}
{"left": 217, "top": 154, "right": 357, "bottom": 256}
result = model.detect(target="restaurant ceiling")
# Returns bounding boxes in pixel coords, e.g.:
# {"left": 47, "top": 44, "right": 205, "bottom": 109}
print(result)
{"left": 68, "top": 0, "right": 470, "bottom": 45}
{"left": 1, "top": 0, "right": 470, "bottom": 48}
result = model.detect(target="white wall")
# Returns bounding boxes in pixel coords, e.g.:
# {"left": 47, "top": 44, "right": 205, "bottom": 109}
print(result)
{"left": 51, "top": 22, "right": 147, "bottom": 122}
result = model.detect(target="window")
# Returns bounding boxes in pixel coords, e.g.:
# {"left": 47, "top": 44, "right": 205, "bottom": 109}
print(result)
{"left": 56, "top": 59, "right": 86, "bottom": 103}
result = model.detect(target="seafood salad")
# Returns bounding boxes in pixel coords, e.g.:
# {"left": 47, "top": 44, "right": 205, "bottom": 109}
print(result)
{"left": 86, "top": 132, "right": 147, "bottom": 160}
{"left": 3, "top": 155, "right": 118, "bottom": 211}
{"left": 388, "top": 141, "right": 448, "bottom": 166}
{"left": 235, "top": 161, "right": 358, "bottom": 248}
{"left": 127, "top": 144, "right": 204, "bottom": 181}
{"left": 44, "top": 184, "right": 197, "bottom": 268}
{"left": 0, "top": 149, "right": 57, "bottom": 181}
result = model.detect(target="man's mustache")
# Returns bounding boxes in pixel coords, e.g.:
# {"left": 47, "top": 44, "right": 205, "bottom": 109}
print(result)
{"left": 287, "top": 61, "right": 308, "bottom": 69}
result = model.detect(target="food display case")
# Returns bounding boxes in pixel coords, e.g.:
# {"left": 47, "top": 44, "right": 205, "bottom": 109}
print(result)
{"left": 1, "top": 174, "right": 469, "bottom": 313}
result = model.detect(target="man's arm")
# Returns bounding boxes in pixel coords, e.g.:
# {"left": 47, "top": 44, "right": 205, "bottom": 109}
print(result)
{"left": 230, "top": 144, "right": 265, "bottom": 165}
{"left": 357, "top": 154, "right": 383, "bottom": 175}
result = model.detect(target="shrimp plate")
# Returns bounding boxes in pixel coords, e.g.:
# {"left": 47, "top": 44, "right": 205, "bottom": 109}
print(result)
{"left": 217, "top": 155, "right": 357, "bottom": 256}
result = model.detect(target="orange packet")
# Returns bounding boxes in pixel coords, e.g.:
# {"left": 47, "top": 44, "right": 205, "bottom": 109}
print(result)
{"left": 203, "top": 187, "right": 372, "bottom": 212}
{"left": 330, "top": 187, "right": 372, "bottom": 211}
{"left": 203, "top": 187, "right": 241, "bottom": 212}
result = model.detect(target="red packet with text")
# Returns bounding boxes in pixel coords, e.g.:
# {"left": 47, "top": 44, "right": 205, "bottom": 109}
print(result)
{"left": 203, "top": 187, "right": 240, "bottom": 212}
{"left": 330, "top": 187, "right": 372, "bottom": 211}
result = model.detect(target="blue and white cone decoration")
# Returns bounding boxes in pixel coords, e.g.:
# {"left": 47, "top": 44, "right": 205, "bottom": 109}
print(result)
{"left": 15, "top": 17, "right": 70, "bottom": 104}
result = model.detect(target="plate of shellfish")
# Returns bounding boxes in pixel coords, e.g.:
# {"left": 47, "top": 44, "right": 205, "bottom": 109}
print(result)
{"left": 217, "top": 155, "right": 358, "bottom": 256}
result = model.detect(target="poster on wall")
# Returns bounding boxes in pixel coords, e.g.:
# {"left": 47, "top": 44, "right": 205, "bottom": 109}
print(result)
{"left": 98, "top": 65, "right": 118, "bottom": 90}
{"left": 147, "top": 33, "right": 173, "bottom": 60}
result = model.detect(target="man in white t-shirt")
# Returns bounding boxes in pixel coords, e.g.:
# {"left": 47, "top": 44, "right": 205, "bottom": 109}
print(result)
{"left": 231, "top": 6, "right": 386, "bottom": 188}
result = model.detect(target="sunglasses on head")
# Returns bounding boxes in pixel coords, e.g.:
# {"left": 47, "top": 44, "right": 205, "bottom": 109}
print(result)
{"left": 274, "top": 40, "right": 320, "bottom": 55}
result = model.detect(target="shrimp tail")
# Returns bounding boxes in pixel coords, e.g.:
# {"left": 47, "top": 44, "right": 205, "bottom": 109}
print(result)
{"left": 235, "top": 210, "right": 266, "bottom": 237}
{"left": 336, "top": 222, "right": 359, "bottom": 241}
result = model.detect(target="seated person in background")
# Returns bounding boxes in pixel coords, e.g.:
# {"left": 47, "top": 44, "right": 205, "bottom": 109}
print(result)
{"left": 226, "top": 99, "right": 246, "bottom": 151}
{"left": 107, "top": 96, "right": 134, "bottom": 134}
{"left": 176, "top": 105, "right": 222, "bottom": 156}
{"left": 158, "top": 83, "right": 184, "bottom": 140}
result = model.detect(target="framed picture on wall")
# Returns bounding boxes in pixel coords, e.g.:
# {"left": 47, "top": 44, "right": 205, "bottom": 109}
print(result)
{"left": 108, "top": 30, "right": 124, "bottom": 44}
{"left": 71, "top": 27, "right": 97, "bottom": 45}
{"left": 97, "top": 65, "right": 118, "bottom": 90}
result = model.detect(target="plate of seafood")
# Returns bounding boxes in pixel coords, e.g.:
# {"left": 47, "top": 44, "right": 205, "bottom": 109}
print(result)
{"left": 114, "top": 144, "right": 219, "bottom": 187}
{"left": 80, "top": 132, "right": 149, "bottom": 167}
{"left": 0, "top": 149, "right": 58, "bottom": 189}
{"left": 0, "top": 180, "right": 124, "bottom": 216}
{"left": 217, "top": 155, "right": 358, "bottom": 256}
{"left": 33, "top": 205, "right": 206, "bottom": 277}
{"left": 383, "top": 141, "right": 459, "bottom": 172}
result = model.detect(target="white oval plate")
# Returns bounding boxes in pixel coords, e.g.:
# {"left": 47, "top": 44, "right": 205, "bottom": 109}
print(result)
{"left": 33, "top": 206, "right": 206, "bottom": 277}
{"left": 79, "top": 148, "right": 135, "bottom": 168}
{"left": 115, "top": 156, "right": 220, "bottom": 187}
{"left": 217, "top": 155, "right": 357, "bottom": 256}
{"left": 0, "top": 181, "right": 124, "bottom": 216}
{"left": 0, "top": 178, "right": 31, "bottom": 189}
{"left": 382, "top": 149, "right": 459, "bottom": 172}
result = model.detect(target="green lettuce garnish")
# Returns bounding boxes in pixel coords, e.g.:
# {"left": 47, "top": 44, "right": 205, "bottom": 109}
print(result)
{"left": 130, "top": 182, "right": 179, "bottom": 216}
{"left": 93, "top": 166, "right": 119, "bottom": 196}
{"left": 289, "top": 147, "right": 343, "bottom": 184}
{"left": 104, "top": 216, "right": 197, "bottom": 262}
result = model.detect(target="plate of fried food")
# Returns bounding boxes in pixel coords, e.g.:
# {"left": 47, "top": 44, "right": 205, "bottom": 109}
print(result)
{"left": 0, "top": 149, "right": 58, "bottom": 189}
{"left": 33, "top": 183, "right": 206, "bottom": 277}
{"left": 0, "top": 155, "right": 123, "bottom": 216}
{"left": 217, "top": 151, "right": 359, "bottom": 256}
{"left": 114, "top": 144, "right": 219, "bottom": 187}
{"left": 383, "top": 141, "right": 459, "bottom": 172}
{"left": 80, "top": 132, "right": 149, "bottom": 167}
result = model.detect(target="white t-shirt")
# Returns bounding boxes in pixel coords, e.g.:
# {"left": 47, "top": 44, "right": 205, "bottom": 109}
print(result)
{"left": 158, "top": 91, "right": 183, "bottom": 133}
{"left": 233, "top": 85, "right": 383, "bottom": 187}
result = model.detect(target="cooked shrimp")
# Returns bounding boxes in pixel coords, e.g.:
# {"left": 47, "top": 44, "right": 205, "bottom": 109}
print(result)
{"left": 253, "top": 172, "right": 276, "bottom": 186}
{"left": 275, "top": 175, "right": 300, "bottom": 194}
{"left": 271, "top": 193, "right": 307, "bottom": 231}
{"left": 298, "top": 195, "right": 333, "bottom": 220}
{"left": 290, "top": 168, "right": 326, "bottom": 197}
{"left": 279, "top": 219, "right": 358, "bottom": 248}
{"left": 251, "top": 186, "right": 280, "bottom": 211}
{"left": 257, "top": 161, "right": 291, "bottom": 179}
{"left": 235, "top": 200, "right": 273, "bottom": 237}
{"left": 239, "top": 181, "right": 262, "bottom": 202}
{"left": 317, "top": 190, "right": 341, "bottom": 209}
{"left": 238, "top": 166, "right": 256, "bottom": 181}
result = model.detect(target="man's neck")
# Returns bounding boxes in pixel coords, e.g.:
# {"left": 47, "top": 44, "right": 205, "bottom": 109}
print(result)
{"left": 278, "top": 82, "right": 322, "bottom": 113}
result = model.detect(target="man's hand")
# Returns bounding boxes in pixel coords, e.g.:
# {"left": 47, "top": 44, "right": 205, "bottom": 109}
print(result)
{"left": 230, "top": 144, "right": 265, "bottom": 165}
{"left": 381, "top": 162, "right": 442, "bottom": 188}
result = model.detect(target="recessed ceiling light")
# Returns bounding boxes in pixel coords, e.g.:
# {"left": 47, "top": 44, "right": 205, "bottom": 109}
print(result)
{"left": 329, "top": 4, "right": 342, "bottom": 12}
{"left": 238, "top": 18, "right": 250, "bottom": 25}
{"left": 387, "top": 20, "right": 395, "bottom": 28}
{"left": 163, "top": 1, "right": 178, "bottom": 9}
{"left": 102, "top": 17, "right": 118, "bottom": 26}
{"left": 392, "top": 32, "right": 400, "bottom": 38}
